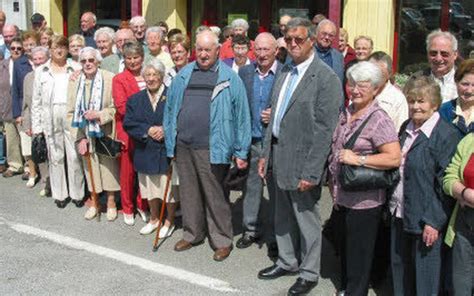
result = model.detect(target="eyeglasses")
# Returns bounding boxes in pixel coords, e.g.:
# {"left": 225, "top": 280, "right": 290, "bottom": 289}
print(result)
{"left": 428, "top": 50, "right": 452, "bottom": 58}
{"left": 284, "top": 36, "right": 309, "bottom": 45}
{"left": 80, "top": 58, "right": 96, "bottom": 64}
{"left": 320, "top": 32, "right": 336, "bottom": 39}
{"left": 10, "top": 46, "right": 23, "bottom": 51}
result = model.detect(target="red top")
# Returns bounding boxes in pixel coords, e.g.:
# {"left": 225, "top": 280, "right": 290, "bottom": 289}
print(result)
{"left": 344, "top": 46, "right": 357, "bottom": 66}
{"left": 463, "top": 153, "right": 474, "bottom": 189}
{"left": 112, "top": 68, "right": 140, "bottom": 150}
{"left": 219, "top": 39, "right": 256, "bottom": 60}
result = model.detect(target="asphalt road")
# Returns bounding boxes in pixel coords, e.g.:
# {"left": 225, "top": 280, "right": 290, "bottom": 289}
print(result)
{"left": 0, "top": 175, "right": 391, "bottom": 296}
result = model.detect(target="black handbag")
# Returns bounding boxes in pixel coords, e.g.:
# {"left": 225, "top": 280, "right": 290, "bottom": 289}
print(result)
{"left": 32, "top": 133, "right": 48, "bottom": 164}
{"left": 338, "top": 111, "right": 400, "bottom": 191}
{"left": 94, "top": 119, "right": 122, "bottom": 158}
{"left": 95, "top": 136, "right": 122, "bottom": 158}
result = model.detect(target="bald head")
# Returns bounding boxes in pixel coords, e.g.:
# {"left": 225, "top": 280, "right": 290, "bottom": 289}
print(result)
{"left": 195, "top": 31, "right": 220, "bottom": 70}
{"left": 2, "top": 24, "right": 18, "bottom": 46}
{"left": 115, "top": 28, "right": 135, "bottom": 53}
{"left": 255, "top": 32, "right": 277, "bottom": 71}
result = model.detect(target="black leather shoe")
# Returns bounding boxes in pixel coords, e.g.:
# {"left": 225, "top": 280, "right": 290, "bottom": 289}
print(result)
{"left": 287, "top": 277, "right": 318, "bottom": 295}
{"left": 258, "top": 264, "right": 295, "bottom": 280}
{"left": 72, "top": 199, "right": 84, "bottom": 208}
{"left": 55, "top": 199, "right": 68, "bottom": 209}
{"left": 236, "top": 233, "right": 257, "bottom": 249}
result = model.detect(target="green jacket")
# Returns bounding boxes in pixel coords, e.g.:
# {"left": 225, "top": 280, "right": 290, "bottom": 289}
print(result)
{"left": 443, "top": 133, "right": 474, "bottom": 246}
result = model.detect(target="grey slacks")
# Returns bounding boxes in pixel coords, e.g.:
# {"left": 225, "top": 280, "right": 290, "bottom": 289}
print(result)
{"left": 4, "top": 121, "right": 23, "bottom": 172}
{"left": 242, "top": 141, "right": 275, "bottom": 240}
{"left": 176, "top": 145, "right": 232, "bottom": 249}
{"left": 273, "top": 154, "right": 322, "bottom": 282}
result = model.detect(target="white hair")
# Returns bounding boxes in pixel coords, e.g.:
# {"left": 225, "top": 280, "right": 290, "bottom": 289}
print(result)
{"left": 79, "top": 46, "right": 103, "bottom": 62}
{"left": 142, "top": 58, "right": 166, "bottom": 78}
{"left": 31, "top": 46, "right": 50, "bottom": 59}
{"left": 209, "top": 26, "right": 221, "bottom": 38}
{"left": 426, "top": 29, "right": 458, "bottom": 52}
{"left": 346, "top": 61, "right": 384, "bottom": 88}
{"left": 195, "top": 30, "right": 219, "bottom": 47}
{"left": 315, "top": 19, "right": 336, "bottom": 36}
{"left": 94, "top": 26, "right": 115, "bottom": 42}
{"left": 145, "top": 26, "right": 163, "bottom": 40}
{"left": 231, "top": 18, "right": 249, "bottom": 31}
{"left": 129, "top": 15, "right": 146, "bottom": 27}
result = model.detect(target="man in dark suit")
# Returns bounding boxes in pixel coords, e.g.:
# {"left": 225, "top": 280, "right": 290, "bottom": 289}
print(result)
{"left": 257, "top": 17, "right": 342, "bottom": 295}
{"left": 236, "top": 32, "right": 282, "bottom": 254}
{"left": 313, "top": 19, "right": 344, "bottom": 82}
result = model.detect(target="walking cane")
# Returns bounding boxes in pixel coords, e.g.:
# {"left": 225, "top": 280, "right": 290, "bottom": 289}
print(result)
{"left": 152, "top": 165, "right": 173, "bottom": 252}
{"left": 85, "top": 151, "right": 100, "bottom": 221}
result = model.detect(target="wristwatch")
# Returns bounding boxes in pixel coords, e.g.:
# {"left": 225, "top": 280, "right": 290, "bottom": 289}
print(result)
{"left": 359, "top": 155, "right": 367, "bottom": 167}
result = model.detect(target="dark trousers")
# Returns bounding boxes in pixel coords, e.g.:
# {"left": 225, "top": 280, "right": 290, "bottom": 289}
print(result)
{"left": 339, "top": 205, "right": 382, "bottom": 296}
{"left": 452, "top": 209, "right": 474, "bottom": 296}
{"left": 390, "top": 216, "right": 443, "bottom": 296}
{"left": 176, "top": 145, "right": 232, "bottom": 249}
{"left": 242, "top": 141, "right": 275, "bottom": 241}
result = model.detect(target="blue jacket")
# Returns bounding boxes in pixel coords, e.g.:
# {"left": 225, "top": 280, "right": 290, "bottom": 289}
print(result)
{"left": 12, "top": 55, "right": 33, "bottom": 118}
{"left": 439, "top": 98, "right": 474, "bottom": 137}
{"left": 400, "top": 117, "right": 461, "bottom": 234}
{"left": 164, "top": 60, "right": 251, "bottom": 164}
{"left": 314, "top": 46, "right": 344, "bottom": 83}
{"left": 123, "top": 89, "right": 169, "bottom": 175}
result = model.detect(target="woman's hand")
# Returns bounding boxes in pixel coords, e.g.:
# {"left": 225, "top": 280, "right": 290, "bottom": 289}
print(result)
{"left": 148, "top": 126, "right": 164, "bottom": 141}
{"left": 77, "top": 138, "right": 89, "bottom": 156}
{"left": 460, "top": 188, "right": 474, "bottom": 208}
{"left": 338, "top": 149, "right": 360, "bottom": 166}
{"left": 84, "top": 110, "right": 101, "bottom": 122}
{"left": 422, "top": 224, "right": 439, "bottom": 247}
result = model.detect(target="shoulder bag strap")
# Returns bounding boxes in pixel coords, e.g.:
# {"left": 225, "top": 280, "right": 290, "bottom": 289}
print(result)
{"left": 343, "top": 110, "right": 377, "bottom": 149}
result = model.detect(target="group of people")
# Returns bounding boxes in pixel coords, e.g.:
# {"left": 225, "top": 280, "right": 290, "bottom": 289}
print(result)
{"left": 0, "top": 8, "right": 473, "bottom": 296}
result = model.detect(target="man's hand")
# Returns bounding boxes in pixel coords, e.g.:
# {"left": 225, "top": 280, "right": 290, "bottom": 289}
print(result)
{"left": 297, "top": 179, "right": 315, "bottom": 192}
{"left": 422, "top": 224, "right": 439, "bottom": 247}
{"left": 258, "top": 158, "right": 266, "bottom": 179}
{"left": 235, "top": 158, "right": 248, "bottom": 170}
{"left": 77, "top": 138, "right": 89, "bottom": 156}
{"left": 84, "top": 110, "right": 101, "bottom": 122}
{"left": 15, "top": 116, "right": 23, "bottom": 126}
{"left": 260, "top": 108, "right": 272, "bottom": 124}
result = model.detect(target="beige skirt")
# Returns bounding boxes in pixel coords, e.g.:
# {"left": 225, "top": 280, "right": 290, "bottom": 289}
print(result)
{"left": 138, "top": 173, "right": 176, "bottom": 202}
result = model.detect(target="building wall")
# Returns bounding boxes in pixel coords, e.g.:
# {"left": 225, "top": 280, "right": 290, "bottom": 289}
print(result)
{"left": 33, "top": 0, "right": 63, "bottom": 34}
{"left": 342, "top": 0, "right": 395, "bottom": 57}
{"left": 1, "top": 0, "right": 32, "bottom": 30}
{"left": 143, "top": 0, "right": 186, "bottom": 33}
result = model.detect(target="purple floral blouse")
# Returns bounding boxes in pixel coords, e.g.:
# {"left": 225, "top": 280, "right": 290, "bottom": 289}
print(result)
{"left": 328, "top": 101, "right": 399, "bottom": 209}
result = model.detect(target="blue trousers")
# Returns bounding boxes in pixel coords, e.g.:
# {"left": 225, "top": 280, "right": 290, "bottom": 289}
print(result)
{"left": 391, "top": 217, "right": 442, "bottom": 296}
{"left": 0, "top": 129, "right": 5, "bottom": 165}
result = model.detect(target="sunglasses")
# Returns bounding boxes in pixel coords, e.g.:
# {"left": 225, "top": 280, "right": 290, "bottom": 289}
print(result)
{"left": 80, "top": 58, "right": 96, "bottom": 64}
{"left": 10, "top": 46, "right": 23, "bottom": 51}
{"left": 284, "top": 36, "right": 309, "bottom": 45}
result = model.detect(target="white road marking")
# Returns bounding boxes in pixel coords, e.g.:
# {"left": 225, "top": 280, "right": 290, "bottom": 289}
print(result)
{"left": 3, "top": 218, "right": 239, "bottom": 293}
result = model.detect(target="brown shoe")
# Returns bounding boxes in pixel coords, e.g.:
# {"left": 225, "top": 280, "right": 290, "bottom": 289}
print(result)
{"left": 3, "top": 169, "right": 20, "bottom": 178}
{"left": 174, "top": 239, "right": 193, "bottom": 252}
{"left": 0, "top": 164, "right": 6, "bottom": 173}
{"left": 213, "top": 246, "right": 232, "bottom": 262}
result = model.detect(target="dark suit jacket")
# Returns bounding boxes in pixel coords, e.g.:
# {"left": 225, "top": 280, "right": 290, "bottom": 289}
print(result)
{"left": 400, "top": 117, "right": 461, "bottom": 234}
{"left": 12, "top": 55, "right": 33, "bottom": 118}
{"left": 123, "top": 89, "right": 169, "bottom": 175}
{"left": 262, "top": 54, "right": 342, "bottom": 191}
{"left": 238, "top": 61, "right": 282, "bottom": 122}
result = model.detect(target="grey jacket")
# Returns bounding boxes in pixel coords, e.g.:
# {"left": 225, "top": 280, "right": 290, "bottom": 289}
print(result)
{"left": 262, "top": 54, "right": 342, "bottom": 191}
{"left": 0, "top": 58, "right": 12, "bottom": 122}
{"left": 20, "top": 71, "right": 34, "bottom": 131}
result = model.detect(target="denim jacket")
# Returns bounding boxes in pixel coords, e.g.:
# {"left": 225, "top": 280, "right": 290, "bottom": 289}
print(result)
{"left": 164, "top": 60, "right": 251, "bottom": 164}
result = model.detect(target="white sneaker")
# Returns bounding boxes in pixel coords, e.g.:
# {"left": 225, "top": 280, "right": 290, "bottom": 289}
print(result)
{"left": 106, "top": 208, "right": 117, "bottom": 221}
{"left": 123, "top": 213, "right": 135, "bottom": 226}
{"left": 139, "top": 221, "right": 159, "bottom": 235}
{"left": 26, "top": 176, "right": 37, "bottom": 188}
{"left": 137, "top": 209, "right": 149, "bottom": 223}
{"left": 84, "top": 207, "right": 98, "bottom": 220}
{"left": 159, "top": 224, "right": 175, "bottom": 238}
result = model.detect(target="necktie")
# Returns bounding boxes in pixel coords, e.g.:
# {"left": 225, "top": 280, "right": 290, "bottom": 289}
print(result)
{"left": 274, "top": 67, "right": 298, "bottom": 138}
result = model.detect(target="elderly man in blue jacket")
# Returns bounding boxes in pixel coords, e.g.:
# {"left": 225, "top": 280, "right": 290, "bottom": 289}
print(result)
{"left": 164, "top": 29, "right": 251, "bottom": 262}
